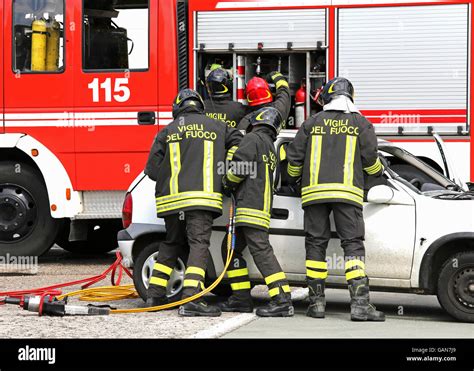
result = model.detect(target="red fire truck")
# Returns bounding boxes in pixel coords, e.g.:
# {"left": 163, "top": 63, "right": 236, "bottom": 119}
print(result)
{"left": 0, "top": 0, "right": 472, "bottom": 257}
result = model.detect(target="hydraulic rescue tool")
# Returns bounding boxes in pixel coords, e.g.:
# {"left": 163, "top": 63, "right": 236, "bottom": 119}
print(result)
{"left": 0, "top": 198, "right": 237, "bottom": 317}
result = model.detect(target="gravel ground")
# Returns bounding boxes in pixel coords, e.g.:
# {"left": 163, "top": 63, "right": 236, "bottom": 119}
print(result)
{"left": 0, "top": 247, "right": 253, "bottom": 339}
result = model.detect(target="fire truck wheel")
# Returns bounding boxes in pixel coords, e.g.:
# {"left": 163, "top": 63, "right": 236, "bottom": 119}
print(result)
{"left": 55, "top": 220, "right": 122, "bottom": 255}
{"left": 437, "top": 251, "right": 474, "bottom": 323}
{"left": 0, "top": 161, "right": 60, "bottom": 257}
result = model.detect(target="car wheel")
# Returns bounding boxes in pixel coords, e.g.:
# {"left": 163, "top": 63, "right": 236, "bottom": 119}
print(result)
{"left": 437, "top": 251, "right": 474, "bottom": 323}
{"left": 0, "top": 161, "right": 60, "bottom": 257}
{"left": 133, "top": 242, "right": 186, "bottom": 301}
{"left": 56, "top": 220, "right": 121, "bottom": 255}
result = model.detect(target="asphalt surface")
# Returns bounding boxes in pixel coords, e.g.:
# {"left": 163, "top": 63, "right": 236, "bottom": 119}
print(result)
{"left": 1, "top": 247, "right": 473, "bottom": 339}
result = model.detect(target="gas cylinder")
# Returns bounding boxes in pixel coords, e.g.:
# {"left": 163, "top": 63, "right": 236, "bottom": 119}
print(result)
{"left": 31, "top": 19, "right": 48, "bottom": 71}
{"left": 46, "top": 21, "right": 61, "bottom": 71}
{"left": 295, "top": 82, "right": 307, "bottom": 128}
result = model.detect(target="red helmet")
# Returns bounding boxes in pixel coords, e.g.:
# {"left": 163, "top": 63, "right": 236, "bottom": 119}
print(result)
{"left": 246, "top": 77, "right": 273, "bottom": 107}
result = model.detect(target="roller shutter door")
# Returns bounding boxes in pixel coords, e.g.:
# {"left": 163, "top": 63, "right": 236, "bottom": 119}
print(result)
{"left": 197, "top": 10, "right": 326, "bottom": 51}
{"left": 338, "top": 5, "right": 469, "bottom": 112}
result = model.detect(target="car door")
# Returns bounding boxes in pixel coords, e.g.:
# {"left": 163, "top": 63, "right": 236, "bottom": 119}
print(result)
{"left": 73, "top": 0, "right": 158, "bottom": 191}
{"left": 325, "top": 180, "right": 416, "bottom": 282}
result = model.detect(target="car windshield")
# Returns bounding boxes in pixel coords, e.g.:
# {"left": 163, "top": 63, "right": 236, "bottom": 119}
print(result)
{"left": 379, "top": 144, "right": 459, "bottom": 192}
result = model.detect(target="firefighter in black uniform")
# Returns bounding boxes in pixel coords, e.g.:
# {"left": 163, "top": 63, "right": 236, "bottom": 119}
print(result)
{"left": 286, "top": 77, "right": 385, "bottom": 321}
{"left": 145, "top": 89, "right": 242, "bottom": 317}
{"left": 204, "top": 68, "right": 248, "bottom": 128}
{"left": 237, "top": 72, "right": 291, "bottom": 132}
{"left": 220, "top": 107, "right": 294, "bottom": 317}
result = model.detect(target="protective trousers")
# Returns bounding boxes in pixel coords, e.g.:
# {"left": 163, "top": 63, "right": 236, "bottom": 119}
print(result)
{"left": 304, "top": 203, "right": 367, "bottom": 283}
{"left": 221, "top": 226, "right": 291, "bottom": 298}
{"left": 147, "top": 210, "right": 214, "bottom": 299}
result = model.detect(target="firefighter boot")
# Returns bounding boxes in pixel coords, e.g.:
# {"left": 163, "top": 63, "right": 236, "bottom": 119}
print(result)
{"left": 146, "top": 296, "right": 169, "bottom": 307}
{"left": 178, "top": 298, "right": 222, "bottom": 317}
{"left": 307, "top": 279, "right": 326, "bottom": 319}
{"left": 256, "top": 286, "right": 294, "bottom": 317}
{"left": 349, "top": 277, "right": 385, "bottom": 322}
{"left": 218, "top": 290, "right": 254, "bottom": 313}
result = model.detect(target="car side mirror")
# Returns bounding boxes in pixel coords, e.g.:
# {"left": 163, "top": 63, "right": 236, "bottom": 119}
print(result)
{"left": 367, "top": 185, "right": 414, "bottom": 205}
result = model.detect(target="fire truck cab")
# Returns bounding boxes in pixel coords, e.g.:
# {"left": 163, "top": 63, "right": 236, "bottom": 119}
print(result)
{"left": 0, "top": 0, "right": 472, "bottom": 257}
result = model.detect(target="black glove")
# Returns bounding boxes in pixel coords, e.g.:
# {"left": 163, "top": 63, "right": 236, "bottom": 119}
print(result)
{"left": 222, "top": 175, "right": 235, "bottom": 198}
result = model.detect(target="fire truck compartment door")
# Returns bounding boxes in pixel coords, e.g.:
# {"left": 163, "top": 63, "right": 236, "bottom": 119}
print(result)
{"left": 0, "top": 3, "right": 3, "bottom": 134}
{"left": 338, "top": 4, "right": 469, "bottom": 135}
{"left": 196, "top": 9, "right": 326, "bottom": 51}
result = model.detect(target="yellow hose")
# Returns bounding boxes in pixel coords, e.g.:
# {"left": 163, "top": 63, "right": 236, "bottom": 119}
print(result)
{"left": 56, "top": 202, "right": 236, "bottom": 314}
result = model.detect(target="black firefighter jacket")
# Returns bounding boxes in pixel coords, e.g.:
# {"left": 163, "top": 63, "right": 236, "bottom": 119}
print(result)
{"left": 225, "top": 126, "right": 278, "bottom": 231}
{"left": 145, "top": 106, "right": 243, "bottom": 218}
{"left": 204, "top": 99, "right": 249, "bottom": 129}
{"left": 286, "top": 110, "right": 383, "bottom": 209}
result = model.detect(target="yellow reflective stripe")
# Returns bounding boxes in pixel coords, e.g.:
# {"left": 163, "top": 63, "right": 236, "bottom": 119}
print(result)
{"left": 344, "top": 135, "right": 357, "bottom": 186}
{"left": 231, "top": 282, "right": 251, "bottom": 291}
{"left": 203, "top": 141, "right": 214, "bottom": 193}
{"left": 236, "top": 208, "right": 271, "bottom": 221}
{"left": 227, "top": 146, "right": 238, "bottom": 162}
{"left": 310, "top": 135, "right": 323, "bottom": 186}
{"left": 306, "top": 260, "right": 328, "bottom": 270}
{"left": 153, "top": 263, "right": 173, "bottom": 276}
{"left": 156, "top": 191, "right": 222, "bottom": 206}
{"left": 276, "top": 79, "right": 289, "bottom": 89}
{"left": 288, "top": 163, "right": 303, "bottom": 177}
{"left": 302, "top": 184, "right": 363, "bottom": 197}
{"left": 186, "top": 266, "right": 205, "bottom": 278}
{"left": 345, "top": 259, "right": 366, "bottom": 270}
{"left": 169, "top": 142, "right": 181, "bottom": 195}
{"left": 302, "top": 191, "right": 363, "bottom": 206}
{"left": 265, "top": 272, "right": 287, "bottom": 285}
{"left": 365, "top": 158, "right": 383, "bottom": 175}
{"left": 227, "top": 171, "right": 244, "bottom": 184}
{"left": 268, "top": 285, "right": 291, "bottom": 297}
{"left": 346, "top": 269, "right": 366, "bottom": 281}
{"left": 307, "top": 270, "right": 329, "bottom": 279}
{"left": 149, "top": 277, "right": 168, "bottom": 288}
{"left": 183, "top": 279, "right": 205, "bottom": 289}
{"left": 157, "top": 199, "right": 222, "bottom": 214}
{"left": 272, "top": 72, "right": 284, "bottom": 78}
{"left": 279, "top": 145, "right": 287, "bottom": 161}
{"left": 264, "top": 164, "right": 271, "bottom": 213}
{"left": 227, "top": 268, "right": 249, "bottom": 278}
{"left": 235, "top": 216, "right": 270, "bottom": 229}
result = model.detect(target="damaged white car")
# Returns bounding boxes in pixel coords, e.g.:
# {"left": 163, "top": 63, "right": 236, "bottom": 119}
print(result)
{"left": 118, "top": 133, "right": 474, "bottom": 323}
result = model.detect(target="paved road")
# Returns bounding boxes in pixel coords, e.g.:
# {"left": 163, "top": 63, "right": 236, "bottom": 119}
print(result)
{"left": 226, "top": 288, "right": 474, "bottom": 339}
{"left": 1, "top": 247, "right": 473, "bottom": 339}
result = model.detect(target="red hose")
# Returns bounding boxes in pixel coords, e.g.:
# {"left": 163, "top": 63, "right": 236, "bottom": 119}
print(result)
{"left": 0, "top": 252, "right": 133, "bottom": 302}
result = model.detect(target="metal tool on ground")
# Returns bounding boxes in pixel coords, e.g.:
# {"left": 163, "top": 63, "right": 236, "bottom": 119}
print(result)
{"left": 0, "top": 198, "right": 237, "bottom": 316}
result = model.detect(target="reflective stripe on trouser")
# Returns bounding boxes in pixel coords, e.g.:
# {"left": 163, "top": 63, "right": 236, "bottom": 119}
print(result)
{"left": 222, "top": 226, "right": 289, "bottom": 297}
{"left": 345, "top": 259, "right": 366, "bottom": 282}
{"left": 183, "top": 265, "right": 206, "bottom": 292}
{"left": 306, "top": 260, "right": 328, "bottom": 280}
{"left": 146, "top": 210, "right": 214, "bottom": 299}
{"left": 304, "top": 203, "right": 365, "bottom": 264}
{"left": 149, "top": 262, "right": 174, "bottom": 292}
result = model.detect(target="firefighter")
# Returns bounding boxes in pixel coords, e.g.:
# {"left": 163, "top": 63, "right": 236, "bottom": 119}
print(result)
{"left": 286, "top": 77, "right": 385, "bottom": 322}
{"left": 204, "top": 67, "right": 249, "bottom": 128}
{"left": 220, "top": 107, "right": 294, "bottom": 317}
{"left": 144, "top": 89, "right": 242, "bottom": 317}
{"left": 237, "top": 72, "right": 291, "bottom": 132}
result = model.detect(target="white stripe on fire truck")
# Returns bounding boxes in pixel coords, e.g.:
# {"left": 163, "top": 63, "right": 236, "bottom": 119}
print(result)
{"left": 216, "top": 0, "right": 454, "bottom": 7}
{"left": 3, "top": 112, "right": 173, "bottom": 127}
